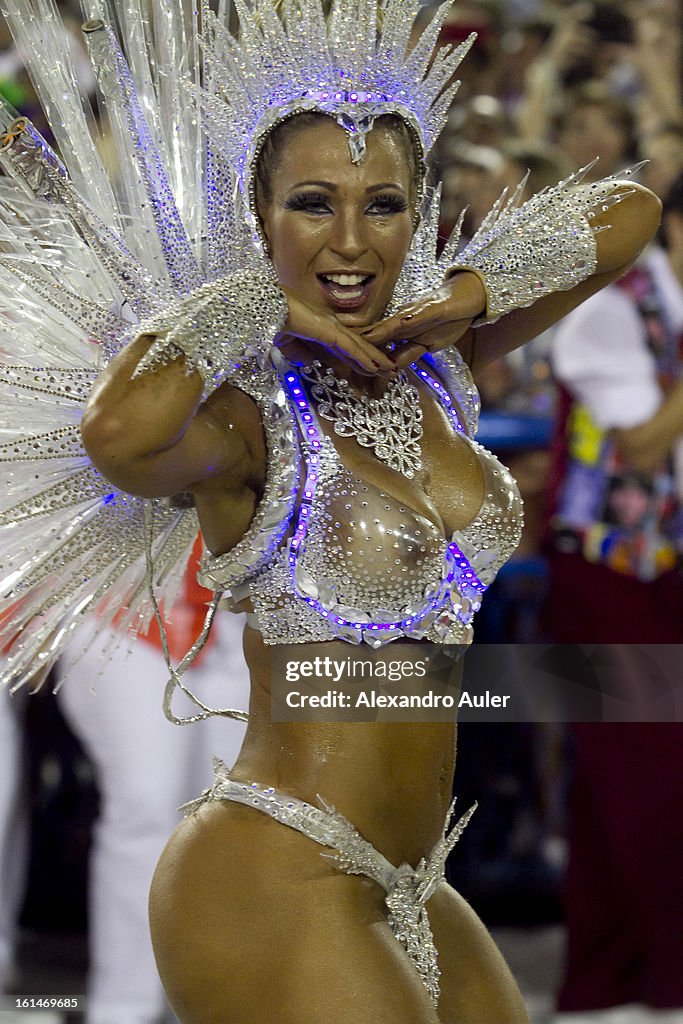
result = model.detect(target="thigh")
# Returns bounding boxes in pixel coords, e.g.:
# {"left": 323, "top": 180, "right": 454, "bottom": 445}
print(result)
{"left": 150, "top": 801, "right": 442, "bottom": 1024}
{"left": 428, "top": 884, "right": 530, "bottom": 1024}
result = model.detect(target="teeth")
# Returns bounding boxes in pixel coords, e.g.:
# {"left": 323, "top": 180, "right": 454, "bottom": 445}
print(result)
{"left": 323, "top": 273, "right": 367, "bottom": 286}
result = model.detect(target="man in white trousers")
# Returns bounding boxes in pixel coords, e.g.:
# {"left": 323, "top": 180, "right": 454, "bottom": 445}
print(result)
{"left": 1, "top": 606, "right": 250, "bottom": 1024}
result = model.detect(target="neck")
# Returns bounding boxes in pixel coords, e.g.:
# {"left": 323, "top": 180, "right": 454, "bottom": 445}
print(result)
{"left": 282, "top": 338, "right": 395, "bottom": 396}
{"left": 305, "top": 352, "right": 400, "bottom": 399}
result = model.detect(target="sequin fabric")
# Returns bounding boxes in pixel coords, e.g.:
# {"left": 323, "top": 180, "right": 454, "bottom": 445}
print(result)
{"left": 189, "top": 759, "right": 477, "bottom": 1006}
{"left": 205, "top": 354, "right": 523, "bottom": 647}
{"left": 456, "top": 162, "right": 641, "bottom": 324}
{"left": 0, "top": 0, "right": 631, "bottom": 689}
{"left": 300, "top": 362, "right": 424, "bottom": 477}
{"left": 132, "top": 271, "right": 289, "bottom": 398}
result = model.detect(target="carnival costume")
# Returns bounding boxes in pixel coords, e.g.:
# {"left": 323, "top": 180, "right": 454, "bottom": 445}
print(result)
{"left": 0, "top": 0, "right": 637, "bottom": 1007}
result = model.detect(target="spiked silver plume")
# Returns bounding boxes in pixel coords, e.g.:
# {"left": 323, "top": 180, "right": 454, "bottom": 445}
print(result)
{"left": 0, "top": 0, "right": 622, "bottom": 690}
{"left": 200, "top": 1, "right": 476, "bottom": 199}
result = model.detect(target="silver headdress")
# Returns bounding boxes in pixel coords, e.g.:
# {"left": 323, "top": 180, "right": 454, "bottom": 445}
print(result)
{"left": 0, "top": 0, "right": 634, "bottom": 694}
{"left": 197, "top": 0, "right": 476, "bottom": 235}
{"left": 0, "top": 0, "right": 473, "bottom": 693}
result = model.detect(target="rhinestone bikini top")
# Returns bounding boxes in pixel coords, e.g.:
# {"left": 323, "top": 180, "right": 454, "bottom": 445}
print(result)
{"left": 199, "top": 348, "right": 522, "bottom": 648}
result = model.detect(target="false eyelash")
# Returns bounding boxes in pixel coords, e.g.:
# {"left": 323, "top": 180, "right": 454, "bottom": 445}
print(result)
{"left": 369, "top": 192, "right": 409, "bottom": 214}
{"left": 283, "top": 191, "right": 409, "bottom": 214}
{"left": 283, "top": 192, "right": 330, "bottom": 211}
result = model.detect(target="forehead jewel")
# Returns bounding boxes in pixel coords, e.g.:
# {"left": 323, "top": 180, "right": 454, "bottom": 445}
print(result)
{"left": 199, "top": 1, "right": 476, "bottom": 190}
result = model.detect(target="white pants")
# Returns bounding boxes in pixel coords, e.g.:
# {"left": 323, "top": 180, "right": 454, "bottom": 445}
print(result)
{"left": 55, "top": 612, "right": 249, "bottom": 1024}
{"left": 0, "top": 688, "right": 27, "bottom": 991}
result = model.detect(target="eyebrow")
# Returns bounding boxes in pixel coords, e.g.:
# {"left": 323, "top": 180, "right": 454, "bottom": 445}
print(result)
{"left": 288, "top": 180, "right": 407, "bottom": 193}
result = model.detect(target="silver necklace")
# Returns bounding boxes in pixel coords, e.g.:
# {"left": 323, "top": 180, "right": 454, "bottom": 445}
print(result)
{"left": 300, "top": 361, "right": 423, "bottom": 478}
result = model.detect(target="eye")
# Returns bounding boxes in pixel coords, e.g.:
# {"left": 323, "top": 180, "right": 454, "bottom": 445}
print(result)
{"left": 367, "top": 192, "right": 409, "bottom": 216}
{"left": 283, "top": 191, "right": 332, "bottom": 214}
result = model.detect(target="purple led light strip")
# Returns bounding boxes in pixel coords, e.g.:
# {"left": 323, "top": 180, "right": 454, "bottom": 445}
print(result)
{"left": 414, "top": 364, "right": 466, "bottom": 434}
{"left": 282, "top": 367, "right": 485, "bottom": 635}
{"left": 305, "top": 88, "right": 391, "bottom": 104}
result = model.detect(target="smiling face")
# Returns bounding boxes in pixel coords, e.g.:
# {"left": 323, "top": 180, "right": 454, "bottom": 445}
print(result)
{"left": 257, "top": 116, "right": 416, "bottom": 328}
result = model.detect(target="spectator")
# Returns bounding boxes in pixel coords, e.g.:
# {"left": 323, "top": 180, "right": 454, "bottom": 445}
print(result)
{"left": 554, "top": 81, "right": 639, "bottom": 180}
{"left": 544, "top": 174, "right": 683, "bottom": 1023}
{"left": 641, "top": 123, "right": 683, "bottom": 201}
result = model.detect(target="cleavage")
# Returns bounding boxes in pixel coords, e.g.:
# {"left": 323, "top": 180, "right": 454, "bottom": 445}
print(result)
{"left": 308, "top": 376, "right": 486, "bottom": 538}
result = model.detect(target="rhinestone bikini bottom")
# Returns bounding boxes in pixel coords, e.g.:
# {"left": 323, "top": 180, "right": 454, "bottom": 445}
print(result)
{"left": 188, "top": 759, "right": 475, "bottom": 1006}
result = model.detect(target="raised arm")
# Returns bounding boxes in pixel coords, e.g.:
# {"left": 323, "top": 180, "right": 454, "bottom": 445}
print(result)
{"left": 463, "top": 181, "right": 662, "bottom": 374}
{"left": 81, "top": 275, "right": 397, "bottom": 500}
{"left": 80, "top": 270, "right": 292, "bottom": 499}
{"left": 81, "top": 335, "right": 249, "bottom": 498}
{"left": 361, "top": 179, "right": 661, "bottom": 375}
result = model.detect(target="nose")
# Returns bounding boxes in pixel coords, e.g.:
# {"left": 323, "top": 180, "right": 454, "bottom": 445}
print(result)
{"left": 328, "top": 206, "right": 369, "bottom": 263}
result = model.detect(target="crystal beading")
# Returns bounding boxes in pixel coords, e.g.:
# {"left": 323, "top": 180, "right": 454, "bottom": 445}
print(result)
{"left": 300, "top": 361, "right": 424, "bottom": 478}
{"left": 198, "top": 1, "right": 477, "bottom": 223}
{"left": 0, "top": 0, "right": 621, "bottom": 691}
{"left": 132, "top": 271, "right": 289, "bottom": 396}
{"left": 453, "top": 162, "right": 642, "bottom": 324}
{"left": 202, "top": 359, "right": 522, "bottom": 649}
{"left": 190, "top": 760, "right": 477, "bottom": 1006}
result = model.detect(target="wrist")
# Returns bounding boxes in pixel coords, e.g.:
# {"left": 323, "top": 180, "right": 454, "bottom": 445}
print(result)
{"left": 448, "top": 166, "right": 641, "bottom": 325}
{"left": 131, "top": 271, "right": 288, "bottom": 392}
{"left": 444, "top": 266, "right": 489, "bottom": 322}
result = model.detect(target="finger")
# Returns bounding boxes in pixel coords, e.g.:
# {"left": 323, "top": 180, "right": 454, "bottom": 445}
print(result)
{"left": 364, "top": 301, "right": 473, "bottom": 348}
{"left": 361, "top": 305, "right": 440, "bottom": 345}
{"left": 335, "top": 326, "right": 398, "bottom": 373}
{"left": 390, "top": 321, "right": 470, "bottom": 366}
{"left": 362, "top": 282, "right": 468, "bottom": 345}
{"left": 390, "top": 342, "right": 428, "bottom": 369}
{"left": 314, "top": 323, "right": 398, "bottom": 375}
{"left": 283, "top": 297, "right": 397, "bottom": 374}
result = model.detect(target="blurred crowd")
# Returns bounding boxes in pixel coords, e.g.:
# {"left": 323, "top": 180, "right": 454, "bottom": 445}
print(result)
{"left": 1, "top": 3, "right": 682, "bottom": 1024}
{"left": 430, "top": 6, "right": 683, "bottom": 1024}
{"left": 426, "top": 0, "right": 683, "bottom": 568}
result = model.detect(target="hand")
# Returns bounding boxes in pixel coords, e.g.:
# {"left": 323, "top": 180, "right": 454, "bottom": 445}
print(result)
{"left": 358, "top": 271, "right": 487, "bottom": 369}
{"left": 630, "top": 0, "right": 680, "bottom": 68}
{"left": 545, "top": 6, "right": 596, "bottom": 75}
{"left": 275, "top": 288, "right": 398, "bottom": 376}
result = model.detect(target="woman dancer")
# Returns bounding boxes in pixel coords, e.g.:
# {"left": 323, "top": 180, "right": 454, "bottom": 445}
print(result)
{"left": 0, "top": 3, "right": 660, "bottom": 1023}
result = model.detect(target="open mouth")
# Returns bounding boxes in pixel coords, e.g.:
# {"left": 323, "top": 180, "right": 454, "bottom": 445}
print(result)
{"left": 318, "top": 272, "right": 375, "bottom": 310}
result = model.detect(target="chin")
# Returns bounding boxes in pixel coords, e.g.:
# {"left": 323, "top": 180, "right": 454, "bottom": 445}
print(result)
{"left": 335, "top": 310, "right": 373, "bottom": 327}
{"left": 336, "top": 300, "right": 389, "bottom": 327}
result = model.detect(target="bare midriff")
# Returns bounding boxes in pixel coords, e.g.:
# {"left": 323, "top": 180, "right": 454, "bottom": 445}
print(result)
{"left": 225, "top": 624, "right": 462, "bottom": 868}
